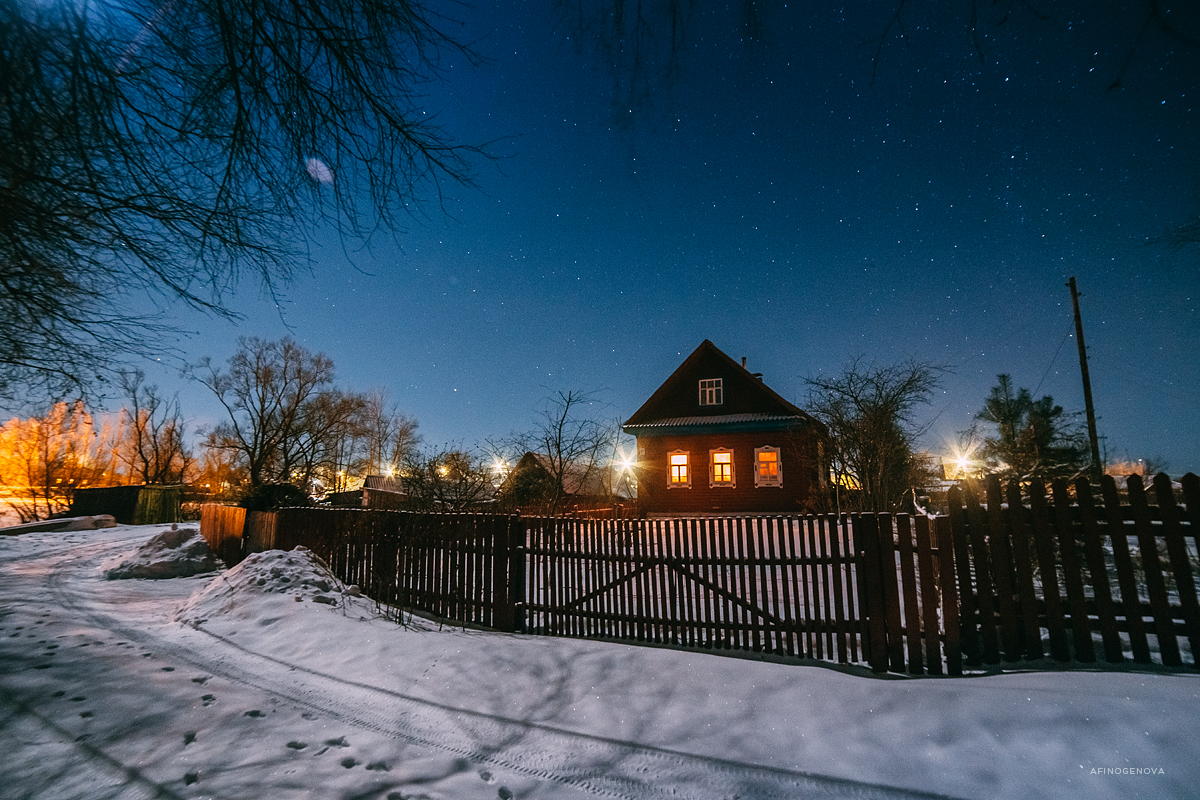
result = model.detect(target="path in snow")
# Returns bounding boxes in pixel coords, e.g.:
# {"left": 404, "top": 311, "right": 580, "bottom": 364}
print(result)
{"left": 1, "top": 528, "right": 961, "bottom": 800}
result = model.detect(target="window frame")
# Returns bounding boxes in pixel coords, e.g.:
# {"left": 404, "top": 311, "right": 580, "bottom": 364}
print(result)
{"left": 754, "top": 445, "right": 783, "bottom": 488}
{"left": 709, "top": 447, "right": 735, "bottom": 488}
{"left": 667, "top": 450, "right": 691, "bottom": 489}
{"left": 698, "top": 378, "right": 723, "bottom": 407}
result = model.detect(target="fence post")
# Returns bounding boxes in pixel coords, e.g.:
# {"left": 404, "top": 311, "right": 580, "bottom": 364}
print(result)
{"left": 855, "top": 513, "right": 890, "bottom": 673}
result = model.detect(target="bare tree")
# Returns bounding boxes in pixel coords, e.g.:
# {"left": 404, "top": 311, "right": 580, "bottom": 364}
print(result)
{"left": 117, "top": 370, "right": 192, "bottom": 485}
{"left": 0, "top": 401, "right": 117, "bottom": 521}
{"left": 191, "top": 336, "right": 358, "bottom": 490}
{"left": 400, "top": 447, "right": 494, "bottom": 512}
{"left": 500, "top": 390, "right": 617, "bottom": 516}
{"left": 805, "top": 358, "right": 943, "bottom": 513}
{"left": 359, "top": 388, "right": 422, "bottom": 477}
{"left": 0, "top": 0, "right": 478, "bottom": 404}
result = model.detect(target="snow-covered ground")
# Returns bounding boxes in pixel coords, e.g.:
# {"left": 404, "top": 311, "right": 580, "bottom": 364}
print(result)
{"left": 1, "top": 525, "right": 1196, "bottom": 800}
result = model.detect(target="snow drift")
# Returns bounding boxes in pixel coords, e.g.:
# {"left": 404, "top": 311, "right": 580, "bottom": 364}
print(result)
{"left": 102, "top": 526, "right": 223, "bottom": 579}
{"left": 174, "top": 546, "right": 363, "bottom": 626}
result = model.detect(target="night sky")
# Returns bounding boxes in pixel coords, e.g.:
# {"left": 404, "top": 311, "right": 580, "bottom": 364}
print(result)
{"left": 145, "top": 1, "right": 1199, "bottom": 474}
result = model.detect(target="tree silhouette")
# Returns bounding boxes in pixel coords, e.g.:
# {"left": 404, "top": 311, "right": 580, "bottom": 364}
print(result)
{"left": 1, "top": 0, "right": 477, "bottom": 404}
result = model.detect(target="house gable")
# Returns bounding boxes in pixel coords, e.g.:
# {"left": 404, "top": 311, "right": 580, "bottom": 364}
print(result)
{"left": 623, "top": 340, "right": 817, "bottom": 435}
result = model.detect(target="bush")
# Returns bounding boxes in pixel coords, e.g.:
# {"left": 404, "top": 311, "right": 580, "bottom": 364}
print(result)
{"left": 238, "top": 483, "right": 310, "bottom": 512}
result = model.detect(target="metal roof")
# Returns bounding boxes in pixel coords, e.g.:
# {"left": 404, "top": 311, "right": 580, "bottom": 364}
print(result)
{"left": 623, "top": 412, "right": 808, "bottom": 429}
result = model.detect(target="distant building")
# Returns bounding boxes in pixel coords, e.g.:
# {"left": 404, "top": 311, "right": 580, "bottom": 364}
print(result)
{"left": 623, "top": 340, "right": 827, "bottom": 515}
{"left": 327, "top": 474, "right": 408, "bottom": 510}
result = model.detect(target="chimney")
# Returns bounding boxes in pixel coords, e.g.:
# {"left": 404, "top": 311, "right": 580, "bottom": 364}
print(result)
{"left": 741, "top": 357, "right": 747, "bottom": 369}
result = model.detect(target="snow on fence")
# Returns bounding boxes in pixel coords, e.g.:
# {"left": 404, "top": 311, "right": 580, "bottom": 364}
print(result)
{"left": 197, "top": 472, "right": 1198, "bottom": 676}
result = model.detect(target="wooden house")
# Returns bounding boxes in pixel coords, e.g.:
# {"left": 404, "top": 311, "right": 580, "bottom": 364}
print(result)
{"left": 623, "top": 340, "right": 827, "bottom": 515}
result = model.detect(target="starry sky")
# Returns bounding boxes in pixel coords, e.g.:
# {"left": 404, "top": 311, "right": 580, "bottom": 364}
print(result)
{"left": 145, "top": 1, "right": 1199, "bottom": 474}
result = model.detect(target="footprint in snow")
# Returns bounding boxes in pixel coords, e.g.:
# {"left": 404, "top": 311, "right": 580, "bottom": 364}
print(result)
{"left": 184, "top": 771, "right": 199, "bottom": 785}
{"left": 244, "top": 709, "right": 266, "bottom": 718}
{"left": 324, "top": 736, "right": 349, "bottom": 748}
{"left": 340, "top": 758, "right": 359, "bottom": 769}
{"left": 479, "top": 770, "right": 495, "bottom": 784}
{"left": 366, "top": 761, "right": 390, "bottom": 772}
{"left": 286, "top": 741, "right": 308, "bottom": 750}
{"left": 498, "top": 788, "right": 513, "bottom": 800}
{"left": 201, "top": 695, "right": 215, "bottom": 706}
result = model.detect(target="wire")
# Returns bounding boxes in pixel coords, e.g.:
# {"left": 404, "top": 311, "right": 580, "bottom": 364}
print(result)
{"left": 1034, "top": 323, "right": 1075, "bottom": 396}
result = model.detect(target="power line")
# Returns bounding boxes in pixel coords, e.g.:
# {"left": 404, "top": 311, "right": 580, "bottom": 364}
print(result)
{"left": 1033, "top": 323, "right": 1075, "bottom": 396}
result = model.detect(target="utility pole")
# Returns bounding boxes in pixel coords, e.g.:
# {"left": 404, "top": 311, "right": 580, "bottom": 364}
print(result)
{"left": 1068, "top": 277, "right": 1103, "bottom": 480}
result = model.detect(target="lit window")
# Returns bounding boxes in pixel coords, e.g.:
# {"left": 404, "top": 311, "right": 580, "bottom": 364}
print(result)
{"left": 710, "top": 449, "right": 734, "bottom": 487}
{"left": 755, "top": 446, "right": 782, "bottom": 487}
{"left": 699, "top": 378, "right": 723, "bottom": 406}
{"left": 668, "top": 451, "right": 691, "bottom": 489}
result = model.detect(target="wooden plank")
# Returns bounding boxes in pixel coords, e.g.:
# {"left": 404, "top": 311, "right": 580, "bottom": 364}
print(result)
{"left": 631, "top": 519, "right": 650, "bottom": 642}
{"left": 670, "top": 517, "right": 691, "bottom": 646}
{"left": 934, "top": 515, "right": 962, "bottom": 676}
{"left": 1073, "top": 478, "right": 1124, "bottom": 663}
{"left": 1152, "top": 473, "right": 1200, "bottom": 664}
{"left": 755, "top": 518, "right": 779, "bottom": 653}
{"left": 807, "top": 516, "right": 826, "bottom": 659}
{"left": 1100, "top": 477, "right": 1151, "bottom": 662}
{"left": 876, "top": 515, "right": 905, "bottom": 672}
{"left": 608, "top": 520, "right": 622, "bottom": 639}
{"left": 840, "top": 517, "right": 861, "bottom": 663}
{"left": 1003, "top": 480, "right": 1043, "bottom": 660}
{"left": 816, "top": 516, "right": 836, "bottom": 660}
{"left": 915, "top": 515, "right": 942, "bottom": 674}
{"left": 1028, "top": 480, "right": 1071, "bottom": 662}
{"left": 984, "top": 476, "right": 1020, "bottom": 662}
{"left": 1051, "top": 479, "right": 1096, "bottom": 662}
{"left": 778, "top": 517, "right": 801, "bottom": 657}
{"left": 856, "top": 514, "right": 889, "bottom": 673}
{"left": 826, "top": 515, "right": 850, "bottom": 664}
{"left": 512, "top": 516, "right": 528, "bottom": 633}
{"left": 1127, "top": 475, "right": 1182, "bottom": 665}
{"left": 963, "top": 486, "right": 1001, "bottom": 664}
{"left": 772, "top": 520, "right": 792, "bottom": 657}
{"left": 896, "top": 514, "right": 923, "bottom": 674}
{"left": 793, "top": 518, "right": 813, "bottom": 658}
{"left": 945, "top": 487, "right": 981, "bottom": 664}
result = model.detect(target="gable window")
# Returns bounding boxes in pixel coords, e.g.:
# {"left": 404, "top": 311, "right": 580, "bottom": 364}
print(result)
{"left": 668, "top": 451, "right": 691, "bottom": 489}
{"left": 698, "top": 378, "right": 723, "bottom": 406}
{"left": 710, "top": 448, "right": 735, "bottom": 488}
{"left": 755, "top": 446, "right": 782, "bottom": 488}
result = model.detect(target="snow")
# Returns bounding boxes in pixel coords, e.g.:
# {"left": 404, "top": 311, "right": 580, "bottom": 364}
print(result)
{"left": 1, "top": 525, "right": 1197, "bottom": 800}
{"left": 102, "top": 527, "right": 224, "bottom": 580}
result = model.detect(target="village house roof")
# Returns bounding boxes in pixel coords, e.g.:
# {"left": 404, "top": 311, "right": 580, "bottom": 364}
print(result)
{"left": 622, "top": 340, "right": 820, "bottom": 436}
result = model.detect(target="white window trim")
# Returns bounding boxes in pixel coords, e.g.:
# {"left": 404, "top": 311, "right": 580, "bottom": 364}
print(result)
{"left": 698, "top": 378, "right": 723, "bottom": 407}
{"left": 754, "top": 445, "right": 783, "bottom": 488}
{"left": 668, "top": 450, "right": 692, "bottom": 489}
{"left": 709, "top": 448, "right": 735, "bottom": 488}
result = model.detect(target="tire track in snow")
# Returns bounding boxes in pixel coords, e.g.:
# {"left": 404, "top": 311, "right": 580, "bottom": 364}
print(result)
{"left": 46, "top": 537, "right": 965, "bottom": 800}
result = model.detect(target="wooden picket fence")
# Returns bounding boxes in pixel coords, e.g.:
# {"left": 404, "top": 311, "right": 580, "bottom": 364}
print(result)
{"left": 940, "top": 472, "right": 1200, "bottom": 671}
{"left": 198, "top": 472, "right": 1198, "bottom": 676}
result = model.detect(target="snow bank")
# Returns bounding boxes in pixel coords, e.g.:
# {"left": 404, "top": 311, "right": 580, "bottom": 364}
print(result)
{"left": 1, "top": 514, "right": 116, "bottom": 534}
{"left": 175, "top": 546, "right": 362, "bottom": 626}
{"left": 102, "top": 527, "right": 224, "bottom": 579}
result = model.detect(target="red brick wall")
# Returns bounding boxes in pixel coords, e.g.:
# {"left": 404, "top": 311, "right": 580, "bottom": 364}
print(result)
{"left": 635, "top": 430, "right": 821, "bottom": 514}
